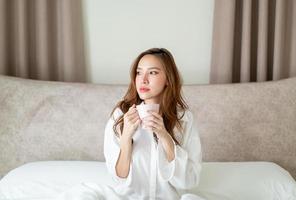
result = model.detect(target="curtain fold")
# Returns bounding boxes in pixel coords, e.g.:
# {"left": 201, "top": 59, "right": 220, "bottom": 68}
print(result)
{"left": 210, "top": 0, "right": 296, "bottom": 83}
{"left": 0, "top": 0, "right": 87, "bottom": 82}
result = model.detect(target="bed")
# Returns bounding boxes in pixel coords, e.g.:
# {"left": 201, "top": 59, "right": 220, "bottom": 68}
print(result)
{"left": 0, "top": 161, "right": 295, "bottom": 199}
{"left": 0, "top": 75, "right": 296, "bottom": 199}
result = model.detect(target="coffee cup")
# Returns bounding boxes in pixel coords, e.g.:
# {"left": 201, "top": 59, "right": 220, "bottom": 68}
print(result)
{"left": 136, "top": 104, "right": 159, "bottom": 129}
{"left": 136, "top": 104, "right": 159, "bottom": 119}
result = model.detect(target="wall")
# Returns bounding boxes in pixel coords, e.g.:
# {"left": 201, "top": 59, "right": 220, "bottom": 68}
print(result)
{"left": 83, "top": 0, "right": 214, "bottom": 84}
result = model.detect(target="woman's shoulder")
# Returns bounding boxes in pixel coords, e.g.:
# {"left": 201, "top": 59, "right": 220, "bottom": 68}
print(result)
{"left": 111, "top": 107, "right": 124, "bottom": 120}
{"left": 174, "top": 109, "right": 195, "bottom": 145}
{"left": 178, "top": 109, "right": 194, "bottom": 122}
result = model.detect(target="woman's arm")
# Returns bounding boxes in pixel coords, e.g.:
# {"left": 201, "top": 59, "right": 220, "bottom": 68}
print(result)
{"left": 158, "top": 133, "right": 175, "bottom": 162}
{"left": 157, "top": 111, "right": 202, "bottom": 190}
{"left": 115, "top": 104, "right": 140, "bottom": 178}
{"left": 116, "top": 136, "right": 133, "bottom": 178}
{"left": 143, "top": 110, "right": 202, "bottom": 189}
{"left": 142, "top": 110, "right": 175, "bottom": 162}
{"left": 104, "top": 105, "right": 140, "bottom": 184}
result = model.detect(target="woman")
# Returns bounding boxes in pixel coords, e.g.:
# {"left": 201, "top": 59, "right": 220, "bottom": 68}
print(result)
{"left": 104, "top": 48, "right": 204, "bottom": 200}
{"left": 55, "top": 48, "right": 204, "bottom": 200}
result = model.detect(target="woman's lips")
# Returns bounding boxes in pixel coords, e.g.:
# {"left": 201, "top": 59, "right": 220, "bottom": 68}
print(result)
{"left": 139, "top": 88, "right": 150, "bottom": 93}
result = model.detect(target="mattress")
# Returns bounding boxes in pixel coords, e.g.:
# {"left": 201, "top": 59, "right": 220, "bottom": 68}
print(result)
{"left": 0, "top": 161, "right": 295, "bottom": 200}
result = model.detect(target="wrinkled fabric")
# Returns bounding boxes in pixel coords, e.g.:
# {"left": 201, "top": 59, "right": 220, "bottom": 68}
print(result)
{"left": 55, "top": 107, "right": 204, "bottom": 200}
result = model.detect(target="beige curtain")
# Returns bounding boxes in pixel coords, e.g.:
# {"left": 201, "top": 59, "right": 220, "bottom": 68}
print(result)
{"left": 210, "top": 0, "right": 296, "bottom": 83}
{"left": 0, "top": 0, "right": 87, "bottom": 82}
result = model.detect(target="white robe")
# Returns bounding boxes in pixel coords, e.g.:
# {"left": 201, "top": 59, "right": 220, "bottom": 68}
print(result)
{"left": 55, "top": 107, "right": 205, "bottom": 200}
{"left": 104, "top": 107, "right": 204, "bottom": 200}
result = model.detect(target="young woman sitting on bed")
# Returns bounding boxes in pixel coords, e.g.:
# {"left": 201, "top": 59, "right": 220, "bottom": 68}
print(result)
{"left": 104, "top": 48, "right": 204, "bottom": 200}
{"left": 56, "top": 48, "right": 204, "bottom": 200}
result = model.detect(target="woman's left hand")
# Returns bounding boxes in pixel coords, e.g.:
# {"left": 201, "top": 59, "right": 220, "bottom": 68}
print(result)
{"left": 143, "top": 110, "right": 175, "bottom": 161}
{"left": 142, "top": 111, "right": 169, "bottom": 140}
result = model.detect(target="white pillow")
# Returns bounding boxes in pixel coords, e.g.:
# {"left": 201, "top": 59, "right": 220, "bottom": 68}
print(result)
{"left": 192, "top": 162, "right": 296, "bottom": 200}
{"left": 0, "top": 161, "right": 295, "bottom": 200}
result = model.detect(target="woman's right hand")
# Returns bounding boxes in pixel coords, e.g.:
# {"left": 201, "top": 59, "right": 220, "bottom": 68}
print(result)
{"left": 121, "top": 104, "right": 141, "bottom": 140}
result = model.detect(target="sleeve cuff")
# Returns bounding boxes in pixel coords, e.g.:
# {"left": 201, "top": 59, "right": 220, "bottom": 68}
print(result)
{"left": 113, "top": 163, "right": 133, "bottom": 185}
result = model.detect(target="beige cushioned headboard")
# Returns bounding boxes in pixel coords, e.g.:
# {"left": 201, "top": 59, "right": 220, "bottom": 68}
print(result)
{"left": 0, "top": 75, "right": 295, "bottom": 179}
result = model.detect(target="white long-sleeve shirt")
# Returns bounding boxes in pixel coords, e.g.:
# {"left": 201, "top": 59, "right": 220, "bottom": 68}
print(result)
{"left": 104, "top": 107, "right": 203, "bottom": 200}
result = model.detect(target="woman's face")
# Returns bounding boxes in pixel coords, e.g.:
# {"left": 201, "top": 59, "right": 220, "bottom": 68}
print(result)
{"left": 135, "top": 55, "right": 168, "bottom": 104}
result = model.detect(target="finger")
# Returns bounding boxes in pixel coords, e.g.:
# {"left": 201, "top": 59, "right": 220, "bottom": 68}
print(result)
{"left": 144, "top": 125, "right": 156, "bottom": 132}
{"left": 144, "top": 121, "right": 159, "bottom": 130}
{"left": 126, "top": 114, "right": 139, "bottom": 124}
{"left": 128, "top": 104, "right": 135, "bottom": 110}
{"left": 142, "top": 122, "right": 152, "bottom": 130}
{"left": 135, "top": 119, "right": 141, "bottom": 126}
{"left": 143, "top": 116, "right": 162, "bottom": 125}
{"left": 143, "top": 119, "right": 160, "bottom": 128}
{"left": 130, "top": 114, "right": 140, "bottom": 123}
{"left": 127, "top": 104, "right": 136, "bottom": 113}
{"left": 129, "top": 110, "right": 140, "bottom": 119}
{"left": 126, "top": 107, "right": 137, "bottom": 116}
{"left": 131, "top": 119, "right": 141, "bottom": 130}
{"left": 128, "top": 104, "right": 136, "bottom": 111}
{"left": 148, "top": 111, "right": 162, "bottom": 120}
{"left": 126, "top": 109, "right": 136, "bottom": 116}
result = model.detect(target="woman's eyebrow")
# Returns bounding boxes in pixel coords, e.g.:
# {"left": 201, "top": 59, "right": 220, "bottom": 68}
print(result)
{"left": 137, "top": 66, "right": 161, "bottom": 70}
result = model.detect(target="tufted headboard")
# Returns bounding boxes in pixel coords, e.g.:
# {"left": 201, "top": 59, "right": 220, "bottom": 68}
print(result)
{"left": 0, "top": 75, "right": 295, "bottom": 180}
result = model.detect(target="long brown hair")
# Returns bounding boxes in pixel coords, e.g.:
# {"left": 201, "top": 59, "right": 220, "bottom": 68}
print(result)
{"left": 110, "top": 48, "right": 188, "bottom": 145}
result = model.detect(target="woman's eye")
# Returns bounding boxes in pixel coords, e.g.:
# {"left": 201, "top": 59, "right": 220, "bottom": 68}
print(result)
{"left": 136, "top": 71, "right": 141, "bottom": 75}
{"left": 150, "top": 71, "right": 158, "bottom": 75}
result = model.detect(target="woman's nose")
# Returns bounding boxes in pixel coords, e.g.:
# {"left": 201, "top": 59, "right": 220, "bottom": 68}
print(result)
{"left": 142, "top": 73, "right": 149, "bottom": 84}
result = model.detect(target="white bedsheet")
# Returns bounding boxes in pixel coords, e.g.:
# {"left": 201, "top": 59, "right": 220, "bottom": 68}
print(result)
{"left": 0, "top": 161, "right": 295, "bottom": 200}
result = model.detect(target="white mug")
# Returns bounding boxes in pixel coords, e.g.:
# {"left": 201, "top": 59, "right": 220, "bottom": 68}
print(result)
{"left": 136, "top": 104, "right": 159, "bottom": 129}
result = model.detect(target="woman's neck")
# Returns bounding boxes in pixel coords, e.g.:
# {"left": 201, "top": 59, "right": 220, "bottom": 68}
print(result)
{"left": 144, "top": 99, "right": 159, "bottom": 104}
